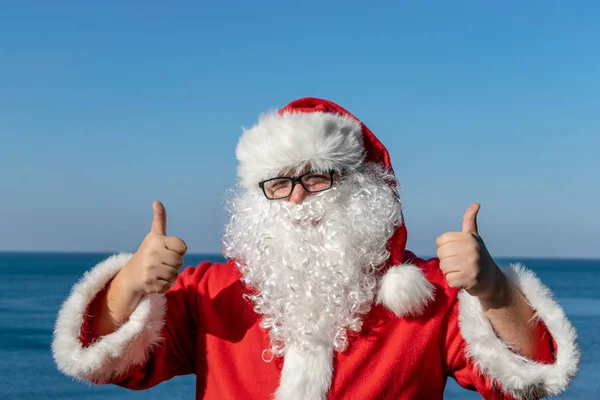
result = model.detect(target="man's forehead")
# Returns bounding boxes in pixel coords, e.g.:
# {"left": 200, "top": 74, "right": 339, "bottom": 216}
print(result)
{"left": 280, "top": 163, "right": 312, "bottom": 177}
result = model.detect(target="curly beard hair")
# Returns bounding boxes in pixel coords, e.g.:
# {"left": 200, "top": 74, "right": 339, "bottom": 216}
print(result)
{"left": 222, "top": 163, "right": 403, "bottom": 360}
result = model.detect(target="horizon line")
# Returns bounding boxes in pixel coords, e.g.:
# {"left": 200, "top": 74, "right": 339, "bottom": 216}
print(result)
{"left": 1, "top": 250, "right": 599, "bottom": 261}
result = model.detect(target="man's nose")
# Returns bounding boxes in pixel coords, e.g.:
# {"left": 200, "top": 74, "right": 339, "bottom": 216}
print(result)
{"left": 288, "top": 182, "right": 308, "bottom": 204}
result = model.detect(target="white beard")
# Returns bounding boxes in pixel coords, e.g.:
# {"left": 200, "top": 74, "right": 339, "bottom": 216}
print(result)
{"left": 222, "top": 164, "right": 403, "bottom": 360}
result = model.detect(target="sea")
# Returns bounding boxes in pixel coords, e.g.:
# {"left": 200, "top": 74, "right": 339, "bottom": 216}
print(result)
{"left": 0, "top": 252, "right": 597, "bottom": 399}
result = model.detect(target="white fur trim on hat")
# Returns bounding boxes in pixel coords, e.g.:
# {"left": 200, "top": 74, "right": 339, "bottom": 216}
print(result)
{"left": 276, "top": 342, "right": 334, "bottom": 400}
{"left": 458, "top": 263, "right": 580, "bottom": 399}
{"left": 376, "top": 263, "right": 436, "bottom": 318}
{"left": 51, "top": 253, "right": 166, "bottom": 383}
{"left": 236, "top": 110, "right": 365, "bottom": 191}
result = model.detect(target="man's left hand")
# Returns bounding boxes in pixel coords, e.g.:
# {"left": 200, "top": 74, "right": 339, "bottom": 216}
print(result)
{"left": 436, "top": 203, "right": 504, "bottom": 300}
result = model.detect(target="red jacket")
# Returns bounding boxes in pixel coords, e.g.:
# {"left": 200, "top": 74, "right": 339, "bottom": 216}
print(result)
{"left": 49, "top": 250, "right": 577, "bottom": 400}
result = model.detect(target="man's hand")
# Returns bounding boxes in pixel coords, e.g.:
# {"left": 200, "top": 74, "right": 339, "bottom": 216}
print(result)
{"left": 119, "top": 201, "right": 188, "bottom": 295}
{"left": 436, "top": 203, "right": 504, "bottom": 301}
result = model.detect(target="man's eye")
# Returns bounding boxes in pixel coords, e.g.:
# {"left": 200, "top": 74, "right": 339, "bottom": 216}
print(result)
{"left": 304, "top": 174, "right": 328, "bottom": 183}
{"left": 268, "top": 180, "right": 289, "bottom": 189}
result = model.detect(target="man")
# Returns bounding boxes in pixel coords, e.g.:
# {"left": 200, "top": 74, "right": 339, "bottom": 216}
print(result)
{"left": 52, "top": 97, "right": 579, "bottom": 399}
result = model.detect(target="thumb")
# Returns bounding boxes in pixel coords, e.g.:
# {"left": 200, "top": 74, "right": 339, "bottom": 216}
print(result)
{"left": 151, "top": 200, "right": 167, "bottom": 235}
{"left": 462, "top": 203, "right": 480, "bottom": 234}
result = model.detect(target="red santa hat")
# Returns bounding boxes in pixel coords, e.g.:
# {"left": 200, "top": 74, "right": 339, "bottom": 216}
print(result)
{"left": 236, "top": 97, "right": 435, "bottom": 319}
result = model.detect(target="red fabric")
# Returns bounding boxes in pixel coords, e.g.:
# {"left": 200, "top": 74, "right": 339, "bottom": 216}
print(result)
{"left": 277, "top": 97, "right": 407, "bottom": 266}
{"left": 79, "top": 287, "right": 104, "bottom": 348}
{"left": 79, "top": 257, "right": 556, "bottom": 399}
{"left": 531, "top": 319, "right": 556, "bottom": 364}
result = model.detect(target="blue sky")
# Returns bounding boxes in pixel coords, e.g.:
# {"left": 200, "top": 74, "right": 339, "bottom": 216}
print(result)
{"left": 1, "top": 1, "right": 598, "bottom": 258}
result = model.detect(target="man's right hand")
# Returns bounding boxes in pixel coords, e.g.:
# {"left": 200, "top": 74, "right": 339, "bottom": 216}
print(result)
{"left": 120, "top": 201, "right": 188, "bottom": 295}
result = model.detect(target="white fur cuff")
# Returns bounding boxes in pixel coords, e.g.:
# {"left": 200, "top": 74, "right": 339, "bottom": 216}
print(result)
{"left": 458, "top": 263, "right": 580, "bottom": 399}
{"left": 51, "top": 253, "right": 167, "bottom": 383}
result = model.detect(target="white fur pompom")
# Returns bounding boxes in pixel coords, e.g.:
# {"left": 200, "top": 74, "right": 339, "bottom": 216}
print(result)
{"left": 376, "top": 263, "right": 435, "bottom": 318}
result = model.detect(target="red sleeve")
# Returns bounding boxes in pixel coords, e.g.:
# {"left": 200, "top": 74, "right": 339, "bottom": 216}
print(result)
{"left": 444, "top": 298, "right": 511, "bottom": 399}
{"left": 445, "top": 298, "right": 556, "bottom": 400}
{"left": 79, "top": 263, "right": 210, "bottom": 389}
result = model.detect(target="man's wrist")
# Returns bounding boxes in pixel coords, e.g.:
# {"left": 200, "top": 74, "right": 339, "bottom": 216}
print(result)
{"left": 478, "top": 267, "right": 512, "bottom": 310}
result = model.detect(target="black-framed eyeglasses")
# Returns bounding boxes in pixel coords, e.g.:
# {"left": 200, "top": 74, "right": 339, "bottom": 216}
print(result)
{"left": 258, "top": 170, "right": 336, "bottom": 200}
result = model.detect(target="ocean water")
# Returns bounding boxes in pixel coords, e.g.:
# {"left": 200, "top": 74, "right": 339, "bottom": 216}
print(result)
{"left": 0, "top": 252, "right": 597, "bottom": 399}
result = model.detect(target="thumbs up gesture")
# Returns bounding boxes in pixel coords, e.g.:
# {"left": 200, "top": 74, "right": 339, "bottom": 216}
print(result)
{"left": 120, "top": 201, "right": 188, "bottom": 295}
{"left": 436, "top": 204, "right": 503, "bottom": 299}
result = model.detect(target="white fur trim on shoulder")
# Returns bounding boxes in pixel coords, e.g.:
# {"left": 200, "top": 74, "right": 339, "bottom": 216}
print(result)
{"left": 376, "top": 263, "right": 436, "bottom": 318}
{"left": 51, "top": 253, "right": 167, "bottom": 383}
{"left": 458, "top": 263, "right": 580, "bottom": 399}
{"left": 236, "top": 110, "right": 365, "bottom": 191}
{"left": 276, "top": 342, "right": 333, "bottom": 400}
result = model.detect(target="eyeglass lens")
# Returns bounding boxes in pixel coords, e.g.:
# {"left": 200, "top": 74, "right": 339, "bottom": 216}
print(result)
{"left": 263, "top": 172, "right": 332, "bottom": 199}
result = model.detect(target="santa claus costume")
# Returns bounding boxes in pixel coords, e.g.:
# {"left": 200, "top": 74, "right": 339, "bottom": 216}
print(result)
{"left": 52, "top": 98, "right": 579, "bottom": 399}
